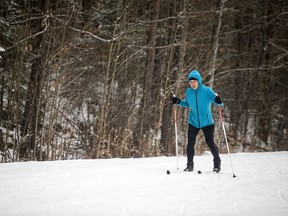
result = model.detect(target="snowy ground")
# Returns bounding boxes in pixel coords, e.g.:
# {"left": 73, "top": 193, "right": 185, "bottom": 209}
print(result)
{"left": 0, "top": 151, "right": 288, "bottom": 216}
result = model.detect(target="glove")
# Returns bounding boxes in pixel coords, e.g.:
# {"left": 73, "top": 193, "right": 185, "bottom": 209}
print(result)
{"left": 214, "top": 94, "right": 222, "bottom": 104}
{"left": 171, "top": 95, "right": 181, "bottom": 104}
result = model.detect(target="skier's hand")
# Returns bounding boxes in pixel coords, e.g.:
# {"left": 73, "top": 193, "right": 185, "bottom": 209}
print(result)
{"left": 214, "top": 93, "right": 222, "bottom": 104}
{"left": 214, "top": 96, "right": 222, "bottom": 104}
{"left": 171, "top": 95, "right": 181, "bottom": 104}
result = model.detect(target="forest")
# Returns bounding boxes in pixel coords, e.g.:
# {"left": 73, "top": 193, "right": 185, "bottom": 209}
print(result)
{"left": 0, "top": 0, "right": 287, "bottom": 162}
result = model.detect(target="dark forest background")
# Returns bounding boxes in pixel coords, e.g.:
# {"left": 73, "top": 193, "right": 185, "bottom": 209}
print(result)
{"left": 0, "top": 0, "right": 287, "bottom": 162}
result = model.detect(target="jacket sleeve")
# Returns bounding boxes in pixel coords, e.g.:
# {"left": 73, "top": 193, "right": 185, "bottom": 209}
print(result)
{"left": 178, "top": 99, "right": 190, "bottom": 108}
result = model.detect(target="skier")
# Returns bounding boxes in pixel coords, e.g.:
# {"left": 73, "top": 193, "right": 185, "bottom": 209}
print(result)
{"left": 171, "top": 69, "right": 223, "bottom": 172}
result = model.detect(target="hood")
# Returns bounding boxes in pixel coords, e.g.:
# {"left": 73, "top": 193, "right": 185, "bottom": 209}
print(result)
{"left": 187, "top": 70, "right": 203, "bottom": 85}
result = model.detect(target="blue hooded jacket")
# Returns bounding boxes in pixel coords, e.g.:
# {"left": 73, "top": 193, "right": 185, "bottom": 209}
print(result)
{"left": 178, "top": 70, "right": 223, "bottom": 128}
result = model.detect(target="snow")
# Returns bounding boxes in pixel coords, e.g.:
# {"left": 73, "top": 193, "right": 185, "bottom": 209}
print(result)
{"left": 0, "top": 151, "right": 287, "bottom": 216}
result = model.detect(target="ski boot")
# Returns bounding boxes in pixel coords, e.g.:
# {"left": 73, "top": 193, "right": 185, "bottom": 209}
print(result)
{"left": 184, "top": 162, "right": 194, "bottom": 172}
{"left": 213, "top": 160, "right": 221, "bottom": 173}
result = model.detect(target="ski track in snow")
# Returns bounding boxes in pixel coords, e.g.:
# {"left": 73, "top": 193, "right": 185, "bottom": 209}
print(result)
{"left": 0, "top": 152, "right": 288, "bottom": 216}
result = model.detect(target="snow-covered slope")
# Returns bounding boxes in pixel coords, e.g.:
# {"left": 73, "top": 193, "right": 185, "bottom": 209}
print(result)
{"left": 0, "top": 152, "right": 287, "bottom": 216}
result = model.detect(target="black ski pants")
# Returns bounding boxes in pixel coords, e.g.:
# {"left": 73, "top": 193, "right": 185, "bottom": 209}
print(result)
{"left": 187, "top": 124, "right": 221, "bottom": 163}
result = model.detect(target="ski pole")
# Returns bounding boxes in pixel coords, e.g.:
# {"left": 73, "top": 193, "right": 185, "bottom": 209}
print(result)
{"left": 173, "top": 105, "right": 179, "bottom": 170}
{"left": 218, "top": 106, "right": 236, "bottom": 178}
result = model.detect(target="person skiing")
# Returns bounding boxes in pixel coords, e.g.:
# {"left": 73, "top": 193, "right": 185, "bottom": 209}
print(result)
{"left": 171, "top": 69, "right": 223, "bottom": 173}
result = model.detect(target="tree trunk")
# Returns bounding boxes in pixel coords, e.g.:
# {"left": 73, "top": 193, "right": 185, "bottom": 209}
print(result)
{"left": 22, "top": 0, "right": 49, "bottom": 160}
{"left": 136, "top": 0, "right": 161, "bottom": 157}
{"left": 209, "top": 0, "right": 225, "bottom": 88}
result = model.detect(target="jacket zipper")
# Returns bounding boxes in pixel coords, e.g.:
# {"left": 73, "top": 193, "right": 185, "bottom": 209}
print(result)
{"left": 196, "top": 91, "right": 201, "bottom": 128}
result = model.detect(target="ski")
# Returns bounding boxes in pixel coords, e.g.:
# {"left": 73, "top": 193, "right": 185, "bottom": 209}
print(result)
{"left": 166, "top": 169, "right": 222, "bottom": 175}
{"left": 166, "top": 169, "right": 203, "bottom": 175}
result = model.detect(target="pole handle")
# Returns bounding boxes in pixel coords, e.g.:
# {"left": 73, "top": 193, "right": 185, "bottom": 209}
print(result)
{"left": 218, "top": 106, "right": 223, "bottom": 122}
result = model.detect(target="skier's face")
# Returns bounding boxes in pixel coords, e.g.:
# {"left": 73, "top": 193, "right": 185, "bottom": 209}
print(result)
{"left": 189, "top": 80, "right": 199, "bottom": 90}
